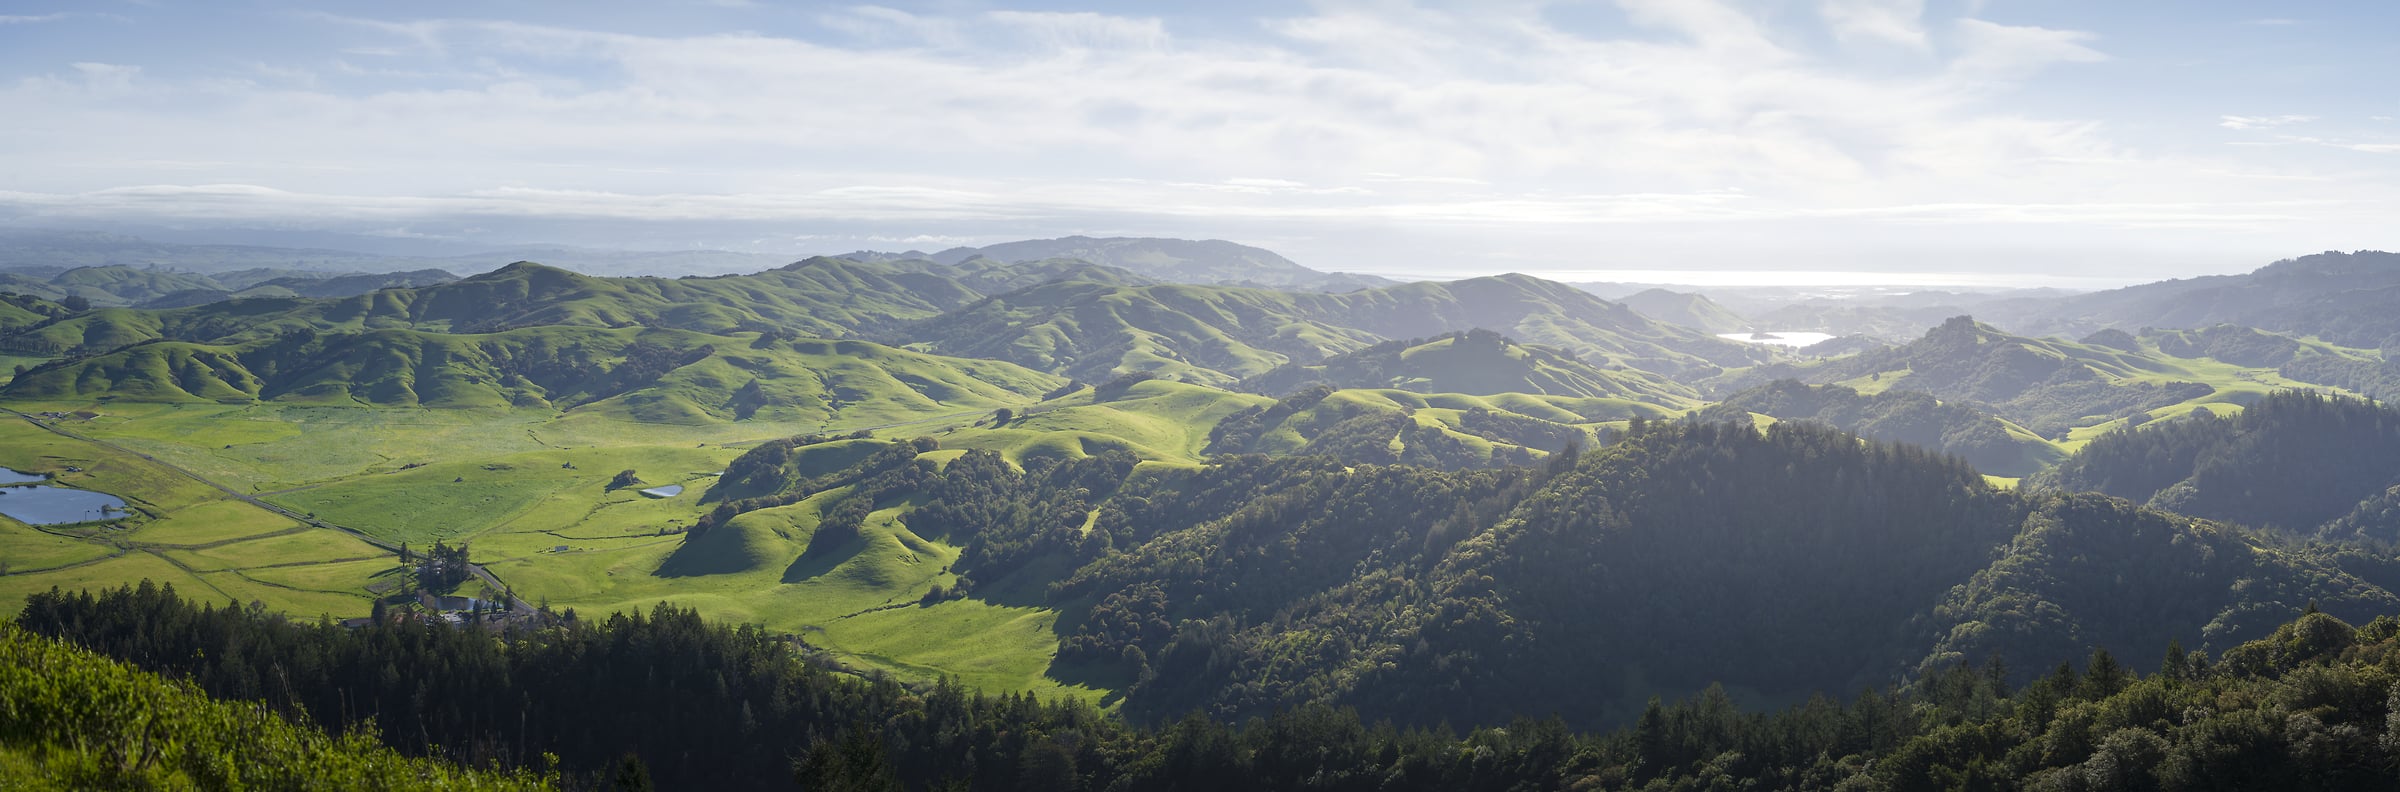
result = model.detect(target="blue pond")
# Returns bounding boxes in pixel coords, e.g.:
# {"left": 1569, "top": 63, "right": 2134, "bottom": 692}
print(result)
{"left": 0, "top": 467, "right": 44, "bottom": 485}
{"left": 0, "top": 466, "right": 130, "bottom": 526}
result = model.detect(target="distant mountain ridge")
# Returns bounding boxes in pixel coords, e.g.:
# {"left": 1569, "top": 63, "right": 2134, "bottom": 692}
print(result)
{"left": 849, "top": 235, "right": 1395, "bottom": 292}
{"left": 0, "top": 229, "right": 793, "bottom": 279}
{"left": 1984, "top": 250, "right": 2400, "bottom": 346}
{"left": 0, "top": 259, "right": 992, "bottom": 356}
{"left": 1235, "top": 329, "right": 1693, "bottom": 403}
{"left": 0, "top": 324, "right": 1061, "bottom": 425}
{"left": 1617, "top": 288, "right": 1749, "bottom": 334}
{"left": 0, "top": 264, "right": 459, "bottom": 309}
{"left": 894, "top": 271, "right": 1776, "bottom": 391}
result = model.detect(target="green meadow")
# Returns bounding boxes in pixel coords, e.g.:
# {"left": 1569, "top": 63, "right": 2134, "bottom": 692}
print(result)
{"left": 0, "top": 396, "right": 1120, "bottom": 703}
{"left": 0, "top": 415, "right": 389, "bottom": 619}
{"left": 2, "top": 321, "right": 2376, "bottom": 706}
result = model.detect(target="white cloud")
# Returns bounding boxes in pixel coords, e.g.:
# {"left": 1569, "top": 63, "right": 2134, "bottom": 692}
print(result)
{"left": 1948, "top": 19, "right": 2106, "bottom": 80}
{"left": 985, "top": 11, "right": 1166, "bottom": 51}
{"left": 0, "top": 13, "right": 67, "bottom": 24}
{"left": 0, "top": 2, "right": 2388, "bottom": 278}
{"left": 2220, "top": 115, "right": 2316, "bottom": 130}
{"left": 1820, "top": 0, "right": 1930, "bottom": 51}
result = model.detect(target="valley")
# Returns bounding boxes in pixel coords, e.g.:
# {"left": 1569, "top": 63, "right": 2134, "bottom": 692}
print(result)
{"left": 8, "top": 241, "right": 2400, "bottom": 728}
{"left": 16, "top": 4, "right": 2400, "bottom": 785}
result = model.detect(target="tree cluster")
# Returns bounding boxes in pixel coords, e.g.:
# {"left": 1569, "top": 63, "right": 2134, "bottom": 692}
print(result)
{"left": 21, "top": 582, "right": 2400, "bottom": 790}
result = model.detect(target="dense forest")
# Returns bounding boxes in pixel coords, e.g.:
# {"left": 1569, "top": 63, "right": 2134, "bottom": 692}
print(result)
{"left": 16, "top": 583, "right": 2400, "bottom": 790}
{"left": 1696, "top": 379, "right": 2035, "bottom": 472}
{"left": 2039, "top": 390, "right": 2400, "bottom": 542}
{"left": 0, "top": 617, "right": 551, "bottom": 790}
{"left": 650, "top": 419, "right": 2397, "bottom": 734}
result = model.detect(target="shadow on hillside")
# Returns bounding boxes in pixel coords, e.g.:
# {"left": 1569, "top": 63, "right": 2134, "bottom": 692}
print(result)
{"left": 780, "top": 540, "right": 858, "bottom": 583}
{"left": 652, "top": 525, "right": 768, "bottom": 578}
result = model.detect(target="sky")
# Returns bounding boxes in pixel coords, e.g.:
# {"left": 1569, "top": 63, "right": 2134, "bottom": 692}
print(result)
{"left": 1, "top": 0, "right": 2396, "bottom": 287}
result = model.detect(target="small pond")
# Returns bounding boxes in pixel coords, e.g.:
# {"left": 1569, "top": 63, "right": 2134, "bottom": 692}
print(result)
{"left": 0, "top": 465, "right": 130, "bottom": 526}
{"left": 639, "top": 484, "right": 686, "bottom": 499}
{"left": 0, "top": 466, "right": 46, "bottom": 485}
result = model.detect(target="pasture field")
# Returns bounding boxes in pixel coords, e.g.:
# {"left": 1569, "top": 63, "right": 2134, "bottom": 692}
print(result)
{"left": 125, "top": 500, "right": 303, "bottom": 545}
{"left": 161, "top": 528, "right": 382, "bottom": 573}
{"left": 0, "top": 413, "right": 393, "bottom": 620}
{"left": 0, "top": 520, "right": 118, "bottom": 572}
{"left": 1, "top": 377, "right": 1753, "bottom": 702}
{"left": 1, "top": 399, "right": 1107, "bottom": 702}
{"left": 0, "top": 553, "right": 218, "bottom": 612}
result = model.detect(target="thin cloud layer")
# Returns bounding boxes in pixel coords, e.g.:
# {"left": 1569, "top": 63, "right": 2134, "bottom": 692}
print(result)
{"left": 0, "top": 1, "right": 2393, "bottom": 280}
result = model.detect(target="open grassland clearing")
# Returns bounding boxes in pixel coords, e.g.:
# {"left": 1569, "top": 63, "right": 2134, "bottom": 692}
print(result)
{"left": 24, "top": 399, "right": 999, "bottom": 496}
{"left": 0, "top": 520, "right": 117, "bottom": 571}
{"left": 0, "top": 398, "right": 1071, "bottom": 672}
{"left": 469, "top": 488, "right": 1105, "bottom": 704}
{"left": 936, "top": 379, "right": 1269, "bottom": 463}
{"left": 262, "top": 442, "right": 733, "bottom": 545}
{"left": 0, "top": 553, "right": 220, "bottom": 615}
{"left": 0, "top": 413, "right": 395, "bottom": 619}
{"left": 161, "top": 528, "right": 383, "bottom": 572}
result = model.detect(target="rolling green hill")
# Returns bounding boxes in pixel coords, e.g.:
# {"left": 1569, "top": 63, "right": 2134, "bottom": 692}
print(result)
{"left": 1713, "top": 315, "right": 2363, "bottom": 439}
{"left": 0, "top": 255, "right": 1190, "bottom": 361}
{"left": 1236, "top": 329, "right": 1695, "bottom": 402}
{"left": 691, "top": 418, "right": 2398, "bottom": 731}
{"left": 0, "top": 258, "right": 992, "bottom": 356}
{"left": 3, "top": 266, "right": 220, "bottom": 307}
{"left": 1, "top": 326, "right": 1063, "bottom": 424}
{"left": 1201, "top": 383, "right": 1626, "bottom": 468}
{"left": 948, "top": 256, "right": 1158, "bottom": 293}
{"left": 897, "top": 272, "right": 1774, "bottom": 388}
{"left": 1698, "top": 379, "right": 2062, "bottom": 475}
{"left": 0, "top": 294, "right": 54, "bottom": 332}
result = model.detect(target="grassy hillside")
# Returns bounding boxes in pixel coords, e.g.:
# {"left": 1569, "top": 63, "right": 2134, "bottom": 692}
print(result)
{"left": 0, "top": 298, "right": 49, "bottom": 332}
{"left": 1236, "top": 328, "right": 1697, "bottom": 402}
{"left": 1202, "top": 383, "right": 1662, "bottom": 468}
{"left": 1699, "top": 379, "right": 2063, "bottom": 475}
{"left": 2, "top": 326, "right": 1063, "bottom": 424}
{"left": 0, "top": 258, "right": 988, "bottom": 356}
{"left": 1713, "top": 316, "right": 2365, "bottom": 441}
{"left": 949, "top": 256, "right": 1157, "bottom": 294}
{"left": 898, "top": 272, "right": 1774, "bottom": 387}
{"left": 665, "top": 419, "right": 2397, "bottom": 730}
{"left": 0, "top": 619, "right": 551, "bottom": 790}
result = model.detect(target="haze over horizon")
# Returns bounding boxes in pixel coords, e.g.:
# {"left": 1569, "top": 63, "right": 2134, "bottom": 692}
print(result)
{"left": 4, "top": 1, "right": 2397, "bottom": 287}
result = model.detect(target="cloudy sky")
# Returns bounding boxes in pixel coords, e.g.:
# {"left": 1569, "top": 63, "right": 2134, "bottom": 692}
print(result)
{"left": 2, "top": 1, "right": 2394, "bottom": 286}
